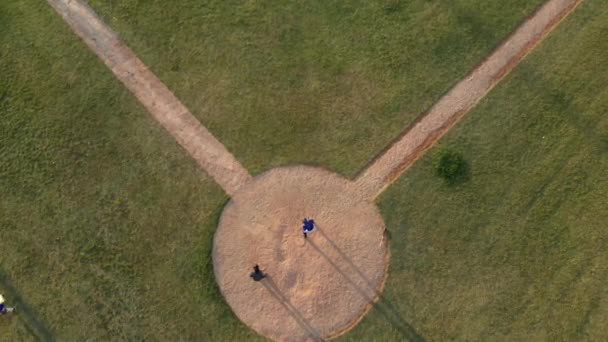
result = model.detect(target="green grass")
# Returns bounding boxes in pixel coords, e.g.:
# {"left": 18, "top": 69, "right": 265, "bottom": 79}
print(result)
{"left": 3, "top": 0, "right": 606, "bottom": 341}
{"left": 0, "top": 1, "right": 259, "bottom": 340}
{"left": 87, "top": 0, "right": 544, "bottom": 177}
{"left": 340, "top": 1, "right": 608, "bottom": 340}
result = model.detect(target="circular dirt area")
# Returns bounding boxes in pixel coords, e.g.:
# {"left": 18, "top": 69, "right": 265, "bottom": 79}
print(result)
{"left": 213, "top": 166, "right": 388, "bottom": 341}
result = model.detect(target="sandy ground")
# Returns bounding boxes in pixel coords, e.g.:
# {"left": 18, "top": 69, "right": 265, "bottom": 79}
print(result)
{"left": 213, "top": 167, "right": 388, "bottom": 341}
{"left": 47, "top": 0, "right": 252, "bottom": 197}
{"left": 355, "top": 0, "right": 584, "bottom": 200}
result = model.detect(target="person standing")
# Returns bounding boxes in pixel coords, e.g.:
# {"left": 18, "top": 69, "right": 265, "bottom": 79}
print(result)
{"left": 250, "top": 264, "right": 266, "bottom": 281}
{"left": 302, "top": 218, "right": 316, "bottom": 239}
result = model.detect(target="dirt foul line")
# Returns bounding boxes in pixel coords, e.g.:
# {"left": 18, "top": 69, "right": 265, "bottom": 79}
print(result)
{"left": 47, "top": 0, "right": 252, "bottom": 197}
{"left": 354, "top": 0, "right": 583, "bottom": 200}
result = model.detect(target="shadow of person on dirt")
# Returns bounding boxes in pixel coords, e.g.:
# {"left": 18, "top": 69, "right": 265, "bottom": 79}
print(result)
{"left": 260, "top": 275, "right": 322, "bottom": 341}
{"left": 0, "top": 267, "right": 55, "bottom": 341}
{"left": 311, "top": 227, "right": 424, "bottom": 342}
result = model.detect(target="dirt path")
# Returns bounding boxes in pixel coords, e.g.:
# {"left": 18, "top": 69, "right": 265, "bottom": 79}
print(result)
{"left": 354, "top": 0, "right": 583, "bottom": 200}
{"left": 213, "top": 166, "right": 390, "bottom": 341}
{"left": 47, "top": 0, "right": 252, "bottom": 197}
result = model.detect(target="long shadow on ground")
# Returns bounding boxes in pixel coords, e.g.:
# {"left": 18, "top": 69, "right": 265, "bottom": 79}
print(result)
{"left": 261, "top": 275, "right": 322, "bottom": 341}
{"left": 0, "top": 267, "right": 55, "bottom": 341}
{"left": 312, "top": 227, "right": 424, "bottom": 342}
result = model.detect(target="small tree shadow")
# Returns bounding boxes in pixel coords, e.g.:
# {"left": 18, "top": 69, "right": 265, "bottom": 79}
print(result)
{"left": 0, "top": 267, "right": 55, "bottom": 341}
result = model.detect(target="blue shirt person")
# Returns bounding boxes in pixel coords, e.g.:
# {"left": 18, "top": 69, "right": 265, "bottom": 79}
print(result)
{"left": 302, "top": 218, "right": 316, "bottom": 238}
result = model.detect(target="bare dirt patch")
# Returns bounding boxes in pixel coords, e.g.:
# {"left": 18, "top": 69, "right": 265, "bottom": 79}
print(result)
{"left": 47, "top": 0, "right": 251, "bottom": 196}
{"left": 355, "top": 0, "right": 584, "bottom": 200}
{"left": 213, "top": 166, "right": 388, "bottom": 341}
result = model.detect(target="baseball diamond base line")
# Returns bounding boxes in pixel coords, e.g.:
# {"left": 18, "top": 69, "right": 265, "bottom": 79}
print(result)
{"left": 47, "top": 0, "right": 584, "bottom": 340}
{"left": 47, "top": 0, "right": 252, "bottom": 197}
{"left": 47, "top": 0, "right": 583, "bottom": 203}
{"left": 354, "top": 0, "right": 584, "bottom": 201}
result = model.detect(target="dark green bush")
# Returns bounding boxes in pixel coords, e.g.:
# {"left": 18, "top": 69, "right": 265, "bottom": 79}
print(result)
{"left": 436, "top": 150, "right": 469, "bottom": 185}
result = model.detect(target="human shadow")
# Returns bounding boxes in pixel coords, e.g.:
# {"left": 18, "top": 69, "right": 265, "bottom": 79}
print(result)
{"left": 261, "top": 275, "right": 322, "bottom": 341}
{"left": 310, "top": 228, "right": 424, "bottom": 342}
{"left": 0, "top": 267, "right": 55, "bottom": 341}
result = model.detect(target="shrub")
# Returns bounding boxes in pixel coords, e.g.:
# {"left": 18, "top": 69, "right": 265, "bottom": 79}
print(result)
{"left": 435, "top": 150, "right": 469, "bottom": 185}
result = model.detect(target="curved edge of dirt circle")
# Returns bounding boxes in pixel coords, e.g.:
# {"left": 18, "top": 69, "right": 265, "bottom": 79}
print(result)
{"left": 212, "top": 166, "right": 391, "bottom": 341}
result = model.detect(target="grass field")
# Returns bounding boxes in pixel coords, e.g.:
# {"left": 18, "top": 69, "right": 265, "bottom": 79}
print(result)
{"left": 2, "top": 0, "right": 606, "bottom": 341}
{"left": 344, "top": 1, "right": 608, "bottom": 340}
{"left": 0, "top": 1, "right": 256, "bottom": 340}
{"left": 87, "top": 0, "right": 544, "bottom": 177}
